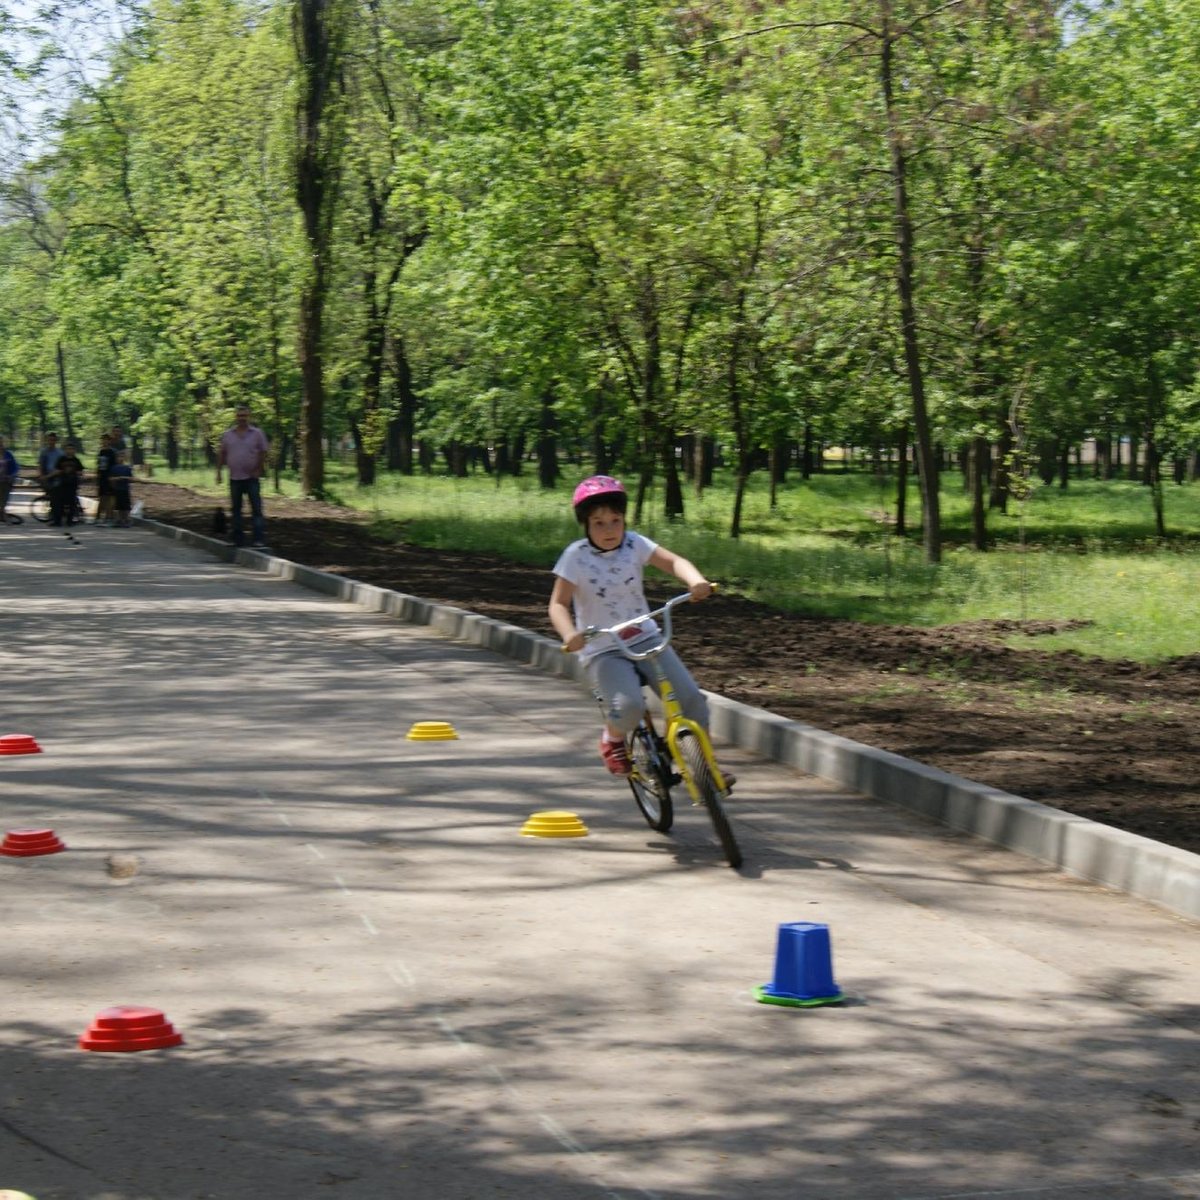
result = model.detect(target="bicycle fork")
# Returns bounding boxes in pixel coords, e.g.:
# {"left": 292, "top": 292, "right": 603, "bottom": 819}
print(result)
{"left": 656, "top": 680, "right": 732, "bottom": 802}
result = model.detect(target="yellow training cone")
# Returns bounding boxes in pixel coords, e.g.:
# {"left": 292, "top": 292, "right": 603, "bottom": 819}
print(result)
{"left": 406, "top": 721, "right": 459, "bottom": 741}
{"left": 521, "top": 811, "right": 589, "bottom": 838}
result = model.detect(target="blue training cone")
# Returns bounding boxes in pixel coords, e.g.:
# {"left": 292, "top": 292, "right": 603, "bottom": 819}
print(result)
{"left": 754, "top": 921, "right": 845, "bottom": 1008}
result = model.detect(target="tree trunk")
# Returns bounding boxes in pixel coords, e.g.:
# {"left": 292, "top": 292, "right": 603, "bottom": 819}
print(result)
{"left": 55, "top": 341, "right": 76, "bottom": 445}
{"left": 634, "top": 463, "right": 652, "bottom": 526}
{"left": 387, "top": 337, "right": 417, "bottom": 474}
{"left": 894, "top": 424, "right": 909, "bottom": 538}
{"left": 537, "top": 389, "right": 558, "bottom": 489}
{"left": 636, "top": 277, "right": 683, "bottom": 520}
{"left": 990, "top": 424, "right": 1012, "bottom": 512}
{"left": 660, "top": 437, "right": 684, "bottom": 519}
{"left": 294, "top": 0, "right": 345, "bottom": 499}
{"left": 1141, "top": 434, "right": 1156, "bottom": 485}
{"left": 1146, "top": 426, "right": 1166, "bottom": 536}
{"left": 880, "top": 9, "right": 940, "bottom": 563}
{"left": 694, "top": 436, "right": 715, "bottom": 492}
{"left": 350, "top": 418, "right": 375, "bottom": 485}
{"left": 768, "top": 432, "right": 788, "bottom": 509}
{"left": 962, "top": 160, "right": 992, "bottom": 551}
{"left": 269, "top": 303, "right": 283, "bottom": 491}
{"left": 442, "top": 441, "right": 467, "bottom": 477}
{"left": 1034, "top": 438, "right": 1055, "bottom": 485}
{"left": 1143, "top": 363, "right": 1167, "bottom": 535}
{"left": 731, "top": 469, "right": 749, "bottom": 540}
{"left": 726, "top": 328, "right": 748, "bottom": 538}
{"left": 970, "top": 436, "right": 988, "bottom": 550}
{"left": 356, "top": 201, "right": 387, "bottom": 487}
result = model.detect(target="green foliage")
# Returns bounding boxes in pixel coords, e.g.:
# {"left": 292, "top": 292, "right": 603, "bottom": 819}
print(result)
{"left": 152, "top": 457, "right": 1200, "bottom": 661}
{"left": 2, "top": 0, "right": 1198, "bottom": 547}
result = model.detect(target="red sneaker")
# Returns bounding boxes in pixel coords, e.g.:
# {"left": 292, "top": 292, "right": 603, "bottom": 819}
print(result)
{"left": 600, "top": 736, "right": 631, "bottom": 776}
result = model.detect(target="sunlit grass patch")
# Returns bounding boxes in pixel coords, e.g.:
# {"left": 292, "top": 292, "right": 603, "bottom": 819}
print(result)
{"left": 149, "top": 459, "right": 1200, "bottom": 663}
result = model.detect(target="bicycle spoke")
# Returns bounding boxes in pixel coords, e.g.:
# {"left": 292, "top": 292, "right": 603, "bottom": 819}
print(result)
{"left": 628, "top": 726, "right": 674, "bottom": 832}
{"left": 676, "top": 731, "right": 742, "bottom": 869}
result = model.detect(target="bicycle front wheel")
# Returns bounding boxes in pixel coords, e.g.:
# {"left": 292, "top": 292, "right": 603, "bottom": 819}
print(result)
{"left": 627, "top": 724, "right": 674, "bottom": 832}
{"left": 676, "top": 730, "right": 742, "bottom": 869}
{"left": 31, "top": 494, "right": 50, "bottom": 523}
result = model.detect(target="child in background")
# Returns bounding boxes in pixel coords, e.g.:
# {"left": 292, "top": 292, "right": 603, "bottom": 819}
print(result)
{"left": 95, "top": 433, "right": 116, "bottom": 526}
{"left": 58, "top": 441, "right": 85, "bottom": 525}
{"left": 110, "top": 452, "right": 134, "bottom": 527}
{"left": 548, "top": 475, "right": 714, "bottom": 777}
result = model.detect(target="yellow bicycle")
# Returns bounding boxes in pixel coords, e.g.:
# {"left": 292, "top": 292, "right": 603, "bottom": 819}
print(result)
{"left": 582, "top": 592, "right": 742, "bottom": 869}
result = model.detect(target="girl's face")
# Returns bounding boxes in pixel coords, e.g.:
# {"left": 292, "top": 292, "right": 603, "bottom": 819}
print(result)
{"left": 587, "top": 505, "right": 626, "bottom": 551}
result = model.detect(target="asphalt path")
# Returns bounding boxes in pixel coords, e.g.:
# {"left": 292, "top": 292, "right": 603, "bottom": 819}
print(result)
{"left": 2, "top": 518, "right": 1198, "bottom": 1200}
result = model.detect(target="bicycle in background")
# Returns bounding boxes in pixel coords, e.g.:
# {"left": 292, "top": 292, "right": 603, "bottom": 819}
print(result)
{"left": 24, "top": 480, "right": 84, "bottom": 525}
{"left": 2, "top": 478, "right": 35, "bottom": 524}
{"left": 582, "top": 592, "right": 743, "bottom": 869}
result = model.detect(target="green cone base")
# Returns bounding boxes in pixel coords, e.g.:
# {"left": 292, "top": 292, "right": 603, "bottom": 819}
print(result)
{"left": 754, "top": 985, "right": 845, "bottom": 1008}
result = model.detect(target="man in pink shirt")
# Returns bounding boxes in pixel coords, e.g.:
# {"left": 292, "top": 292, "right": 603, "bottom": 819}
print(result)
{"left": 215, "top": 405, "right": 270, "bottom": 548}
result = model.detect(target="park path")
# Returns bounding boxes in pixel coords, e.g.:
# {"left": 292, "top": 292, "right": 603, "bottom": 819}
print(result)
{"left": 1, "top": 520, "right": 1198, "bottom": 1200}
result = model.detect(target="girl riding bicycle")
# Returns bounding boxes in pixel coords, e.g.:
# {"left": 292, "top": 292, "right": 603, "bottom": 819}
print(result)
{"left": 548, "top": 475, "right": 714, "bottom": 777}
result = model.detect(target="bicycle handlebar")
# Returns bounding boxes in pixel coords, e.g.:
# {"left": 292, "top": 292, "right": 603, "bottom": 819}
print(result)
{"left": 578, "top": 590, "right": 699, "bottom": 662}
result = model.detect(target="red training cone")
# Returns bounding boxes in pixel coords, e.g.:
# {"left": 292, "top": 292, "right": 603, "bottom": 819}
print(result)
{"left": 0, "top": 734, "right": 42, "bottom": 756}
{"left": 1, "top": 829, "right": 66, "bottom": 857}
{"left": 79, "top": 1006, "right": 184, "bottom": 1053}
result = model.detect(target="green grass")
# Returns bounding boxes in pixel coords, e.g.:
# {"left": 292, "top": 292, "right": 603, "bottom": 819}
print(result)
{"left": 154, "top": 460, "right": 1200, "bottom": 663}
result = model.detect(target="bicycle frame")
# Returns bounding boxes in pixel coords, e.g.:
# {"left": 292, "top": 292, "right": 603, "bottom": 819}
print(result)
{"left": 588, "top": 593, "right": 732, "bottom": 804}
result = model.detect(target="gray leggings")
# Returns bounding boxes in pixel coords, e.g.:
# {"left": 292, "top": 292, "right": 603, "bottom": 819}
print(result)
{"left": 588, "top": 638, "right": 709, "bottom": 735}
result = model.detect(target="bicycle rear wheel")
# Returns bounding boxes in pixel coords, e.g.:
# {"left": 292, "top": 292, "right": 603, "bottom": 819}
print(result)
{"left": 676, "top": 730, "right": 742, "bottom": 869}
{"left": 627, "top": 723, "right": 674, "bottom": 832}
{"left": 31, "top": 493, "right": 50, "bottom": 523}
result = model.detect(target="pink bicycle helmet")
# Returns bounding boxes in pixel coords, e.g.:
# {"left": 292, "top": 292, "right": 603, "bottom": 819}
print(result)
{"left": 572, "top": 474, "right": 627, "bottom": 523}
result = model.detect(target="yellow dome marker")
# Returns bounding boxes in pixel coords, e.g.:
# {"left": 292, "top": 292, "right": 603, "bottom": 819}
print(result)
{"left": 406, "top": 721, "right": 459, "bottom": 741}
{"left": 521, "top": 811, "right": 589, "bottom": 838}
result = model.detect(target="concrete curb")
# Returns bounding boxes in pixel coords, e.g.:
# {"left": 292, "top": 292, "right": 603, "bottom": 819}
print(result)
{"left": 138, "top": 516, "right": 1200, "bottom": 922}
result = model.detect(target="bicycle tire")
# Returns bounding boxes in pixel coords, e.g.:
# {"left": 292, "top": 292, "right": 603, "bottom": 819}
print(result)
{"left": 627, "top": 723, "right": 674, "bottom": 832}
{"left": 676, "top": 730, "right": 743, "bottom": 869}
{"left": 31, "top": 494, "right": 50, "bottom": 523}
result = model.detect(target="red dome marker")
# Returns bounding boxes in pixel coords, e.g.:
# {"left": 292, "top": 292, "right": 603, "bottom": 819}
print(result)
{"left": 0, "top": 734, "right": 42, "bottom": 756}
{"left": 79, "top": 1006, "right": 184, "bottom": 1052}
{"left": 0, "top": 829, "right": 66, "bottom": 857}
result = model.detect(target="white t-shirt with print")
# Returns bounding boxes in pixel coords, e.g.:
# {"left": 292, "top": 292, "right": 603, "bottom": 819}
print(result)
{"left": 553, "top": 531, "right": 659, "bottom": 661}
